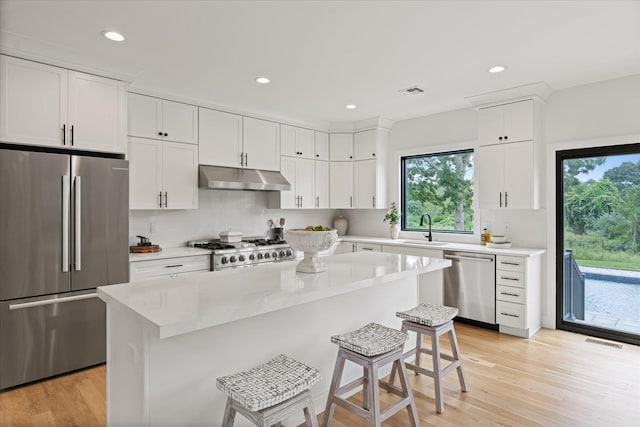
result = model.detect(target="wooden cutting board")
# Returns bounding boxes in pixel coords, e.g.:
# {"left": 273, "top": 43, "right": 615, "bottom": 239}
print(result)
{"left": 130, "top": 245, "right": 161, "bottom": 254}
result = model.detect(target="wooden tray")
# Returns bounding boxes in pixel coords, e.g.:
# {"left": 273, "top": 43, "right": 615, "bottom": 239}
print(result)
{"left": 130, "top": 245, "right": 161, "bottom": 254}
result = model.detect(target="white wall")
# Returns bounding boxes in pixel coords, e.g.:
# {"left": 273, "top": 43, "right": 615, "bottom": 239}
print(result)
{"left": 130, "top": 190, "right": 337, "bottom": 247}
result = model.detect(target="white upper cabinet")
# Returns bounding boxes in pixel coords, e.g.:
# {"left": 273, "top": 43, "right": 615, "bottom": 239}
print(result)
{"left": 476, "top": 140, "right": 537, "bottom": 210}
{"left": 478, "top": 99, "right": 533, "bottom": 145}
{"left": 353, "top": 129, "right": 377, "bottom": 160}
{"left": 330, "top": 133, "right": 354, "bottom": 161}
{"left": 315, "top": 132, "right": 329, "bottom": 161}
{"left": 315, "top": 160, "right": 329, "bottom": 208}
{"left": 128, "top": 137, "right": 198, "bottom": 210}
{"left": 198, "top": 108, "right": 243, "bottom": 168}
{"left": 281, "top": 125, "right": 315, "bottom": 159}
{"left": 330, "top": 161, "right": 354, "bottom": 208}
{"left": 128, "top": 93, "right": 198, "bottom": 145}
{"left": 67, "top": 71, "right": 126, "bottom": 153}
{"left": 271, "top": 156, "right": 314, "bottom": 209}
{"left": 0, "top": 55, "right": 126, "bottom": 153}
{"left": 353, "top": 160, "right": 378, "bottom": 208}
{"left": 242, "top": 117, "right": 280, "bottom": 171}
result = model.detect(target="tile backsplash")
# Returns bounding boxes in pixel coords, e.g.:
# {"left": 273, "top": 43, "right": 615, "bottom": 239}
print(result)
{"left": 130, "top": 190, "right": 338, "bottom": 247}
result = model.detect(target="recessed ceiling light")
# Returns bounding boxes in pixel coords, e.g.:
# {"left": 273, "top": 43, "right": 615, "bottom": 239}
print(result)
{"left": 489, "top": 65, "right": 506, "bottom": 73}
{"left": 345, "top": 104, "right": 357, "bottom": 110}
{"left": 102, "top": 31, "right": 125, "bottom": 42}
{"left": 255, "top": 77, "right": 270, "bottom": 84}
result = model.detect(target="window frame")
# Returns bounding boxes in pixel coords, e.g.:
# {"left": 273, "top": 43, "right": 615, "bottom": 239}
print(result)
{"left": 400, "top": 148, "right": 475, "bottom": 234}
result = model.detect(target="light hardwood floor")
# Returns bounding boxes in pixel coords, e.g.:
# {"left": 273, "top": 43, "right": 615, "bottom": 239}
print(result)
{"left": 1, "top": 323, "right": 639, "bottom": 426}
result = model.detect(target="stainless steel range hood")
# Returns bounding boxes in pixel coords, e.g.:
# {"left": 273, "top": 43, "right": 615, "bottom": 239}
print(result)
{"left": 199, "top": 165, "right": 291, "bottom": 191}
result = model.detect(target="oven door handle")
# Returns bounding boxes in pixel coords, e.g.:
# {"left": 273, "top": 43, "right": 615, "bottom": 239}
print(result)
{"left": 444, "top": 254, "right": 494, "bottom": 263}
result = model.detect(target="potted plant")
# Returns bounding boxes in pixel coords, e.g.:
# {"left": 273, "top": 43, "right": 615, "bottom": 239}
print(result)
{"left": 383, "top": 202, "right": 401, "bottom": 239}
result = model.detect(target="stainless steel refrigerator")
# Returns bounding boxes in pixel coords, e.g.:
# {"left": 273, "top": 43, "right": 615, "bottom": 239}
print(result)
{"left": 0, "top": 148, "right": 129, "bottom": 390}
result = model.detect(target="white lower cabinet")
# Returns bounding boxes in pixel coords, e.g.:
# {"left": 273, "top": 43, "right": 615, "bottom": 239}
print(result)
{"left": 495, "top": 254, "right": 542, "bottom": 337}
{"left": 130, "top": 255, "right": 210, "bottom": 282}
{"left": 356, "top": 242, "right": 381, "bottom": 252}
{"left": 129, "top": 137, "right": 198, "bottom": 210}
{"left": 382, "top": 245, "right": 444, "bottom": 305}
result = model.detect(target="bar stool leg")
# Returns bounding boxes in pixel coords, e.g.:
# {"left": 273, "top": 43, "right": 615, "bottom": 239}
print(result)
{"left": 431, "top": 331, "right": 444, "bottom": 413}
{"left": 363, "top": 366, "right": 369, "bottom": 410}
{"left": 414, "top": 330, "right": 422, "bottom": 375}
{"left": 367, "top": 363, "right": 381, "bottom": 427}
{"left": 304, "top": 399, "right": 320, "bottom": 427}
{"left": 396, "top": 359, "right": 419, "bottom": 427}
{"left": 448, "top": 327, "right": 468, "bottom": 392}
{"left": 322, "top": 352, "right": 346, "bottom": 427}
{"left": 222, "top": 398, "right": 236, "bottom": 427}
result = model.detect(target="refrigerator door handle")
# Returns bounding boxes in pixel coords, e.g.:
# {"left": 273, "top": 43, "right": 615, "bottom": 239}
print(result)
{"left": 62, "top": 176, "right": 70, "bottom": 273}
{"left": 74, "top": 176, "right": 82, "bottom": 271}
{"left": 9, "top": 293, "right": 98, "bottom": 310}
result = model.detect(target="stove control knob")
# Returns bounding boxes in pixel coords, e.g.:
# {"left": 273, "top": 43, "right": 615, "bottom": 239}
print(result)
{"left": 239, "top": 255, "right": 245, "bottom": 262}
{"left": 257, "top": 253, "right": 264, "bottom": 259}
{"left": 264, "top": 252, "right": 270, "bottom": 259}
{"left": 286, "top": 249, "right": 292, "bottom": 257}
{"left": 272, "top": 251, "right": 278, "bottom": 258}
{"left": 279, "top": 250, "right": 285, "bottom": 258}
{"left": 229, "top": 256, "right": 237, "bottom": 263}
{"left": 248, "top": 254, "right": 255, "bottom": 261}
{"left": 221, "top": 257, "right": 229, "bottom": 264}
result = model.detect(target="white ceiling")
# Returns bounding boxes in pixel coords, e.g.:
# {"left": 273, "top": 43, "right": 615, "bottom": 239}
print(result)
{"left": 1, "top": 1, "right": 639, "bottom": 126}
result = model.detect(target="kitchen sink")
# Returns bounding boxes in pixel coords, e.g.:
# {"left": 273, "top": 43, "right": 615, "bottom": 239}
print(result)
{"left": 397, "top": 240, "right": 448, "bottom": 247}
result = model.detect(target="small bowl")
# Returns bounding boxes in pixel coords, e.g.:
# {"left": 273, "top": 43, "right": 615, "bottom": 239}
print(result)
{"left": 491, "top": 234, "right": 507, "bottom": 244}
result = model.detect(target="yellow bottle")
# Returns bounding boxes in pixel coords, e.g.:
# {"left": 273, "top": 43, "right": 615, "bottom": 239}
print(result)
{"left": 481, "top": 228, "right": 491, "bottom": 246}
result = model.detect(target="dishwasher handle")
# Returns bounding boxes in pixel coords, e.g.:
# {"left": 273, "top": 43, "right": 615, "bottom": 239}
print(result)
{"left": 444, "top": 254, "right": 494, "bottom": 263}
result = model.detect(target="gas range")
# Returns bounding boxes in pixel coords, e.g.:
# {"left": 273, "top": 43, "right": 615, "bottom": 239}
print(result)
{"left": 188, "top": 237, "right": 296, "bottom": 270}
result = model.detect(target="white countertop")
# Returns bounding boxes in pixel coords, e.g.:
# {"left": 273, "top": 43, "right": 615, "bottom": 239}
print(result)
{"left": 129, "top": 247, "right": 212, "bottom": 262}
{"left": 339, "top": 235, "right": 546, "bottom": 257}
{"left": 99, "top": 252, "right": 451, "bottom": 339}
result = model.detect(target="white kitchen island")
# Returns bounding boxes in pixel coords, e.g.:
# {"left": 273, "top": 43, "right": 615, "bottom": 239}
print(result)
{"left": 97, "top": 251, "right": 451, "bottom": 427}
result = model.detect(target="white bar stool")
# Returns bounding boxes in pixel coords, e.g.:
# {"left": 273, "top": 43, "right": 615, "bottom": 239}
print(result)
{"left": 389, "top": 303, "right": 468, "bottom": 413}
{"left": 217, "top": 354, "right": 320, "bottom": 427}
{"left": 322, "top": 322, "right": 420, "bottom": 427}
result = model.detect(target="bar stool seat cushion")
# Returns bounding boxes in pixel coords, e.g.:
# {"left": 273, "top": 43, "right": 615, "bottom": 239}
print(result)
{"left": 216, "top": 354, "right": 320, "bottom": 412}
{"left": 330, "top": 323, "right": 408, "bottom": 357}
{"left": 396, "top": 303, "right": 459, "bottom": 327}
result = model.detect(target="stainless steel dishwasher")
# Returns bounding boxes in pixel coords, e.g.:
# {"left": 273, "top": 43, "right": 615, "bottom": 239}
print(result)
{"left": 443, "top": 251, "right": 496, "bottom": 325}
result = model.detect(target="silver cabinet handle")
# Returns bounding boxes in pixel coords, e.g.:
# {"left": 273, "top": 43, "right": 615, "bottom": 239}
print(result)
{"left": 444, "top": 255, "right": 494, "bottom": 263}
{"left": 74, "top": 176, "right": 82, "bottom": 271}
{"left": 350, "top": 196, "right": 353, "bottom": 208}
{"left": 159, "top": 191, "right": 162, "bottom": 208}
{"left": 245, "top": 153, "right": 248, "bottom": 167}
{"left": 240, "top": 152, "right": 244, "bottom": 167}
{"left": 316, "top": 196, "right": 319, "bottom": 208}
{"left": 499, "top": 192, "right": 502, "bottom": 208}
{"left": 501, "top": 261, "right": 521, "bottom": 266}
{"left": 500, "top": 292, "right": 520, "bottom": 297}
{"left": 164, "top": 191, "right": 168, "bottom": 208}
{"left": 9, "top": 293, "right": 98, "bottom": 310}
{"left": 352, "top": 243, "right": 356, "bottom": 252}
{"left": 164, "top": 264, "right": 184, "bottom": 268}
{"left": 501, "top": 276, "right": 520, "bottom": 281}
{"left": 299, "top": 195, "right": 302, "bottom": 207}
{"left": 372, "top": 195, "right": 376, "bottom": 208}
{"left": 505, "top": 191, "right": 508, "bottom": 208}
{"left": 62, "top": 176, "right": 70, "bottom": 273}
{"left": 361, "top": 248, "right": 374, "bottom": 251}
{"left": 500, "top": 312, "right": 520, "bottom": 318}
{"left": 62, "top": 124, "right": 66, "bottom": 145}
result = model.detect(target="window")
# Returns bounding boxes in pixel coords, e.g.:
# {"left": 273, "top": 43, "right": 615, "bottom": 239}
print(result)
{"left": 401, "top": 149, "right": 474, "bottom": 233}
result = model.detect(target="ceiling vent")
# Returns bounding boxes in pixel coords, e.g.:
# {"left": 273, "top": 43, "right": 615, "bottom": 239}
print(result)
{"left": 400, "top": 86, "right": 425, "bottom": 95}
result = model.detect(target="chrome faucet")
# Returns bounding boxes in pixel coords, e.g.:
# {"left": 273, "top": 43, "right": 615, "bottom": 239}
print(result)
{"left": 419, "top": 213, "right": 433, "bottom": 242}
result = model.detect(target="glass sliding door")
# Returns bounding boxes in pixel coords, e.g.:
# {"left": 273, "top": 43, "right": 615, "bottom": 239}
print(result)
{"left": 556, "top": 143, "right": 640, "bottom": 345}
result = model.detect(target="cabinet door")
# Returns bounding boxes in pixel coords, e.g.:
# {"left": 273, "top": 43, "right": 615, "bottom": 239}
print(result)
{"left": 329, "top": 133, "right": 353, "bottom": 161}
{"left": 315, "top": 160, "right": 329, "bottom": 208}
{"left": 280, "top": 125, "right": 297, "bottom": 157}
{"left": 128, "top": 138, "right": 163, "bottom": 209}
{"left": 279, "top": 156, "right": 297, "bottom": 209}
{"left": 297, "top": 158, "right": 315, "bottom": 208}
{"left": 0, "top": 55, "right": 67, "bottom": 147}
{"left": 476, "top": 144, "right": 505, "bottom": 209}
{"left": 67, "top": 71, "right": 126, "bottom": 153}
{"left": 315, "top": 131, "right": 329, "bottom": 161}
{"left": 198, "top": 108, "right": 243, "bottom": 167}
{"left": 162, "top": 100, "right": 198, "bottom": 144}
{"left": 296, "top": 128, "right": 315, "bottom": 159}
{"left": 162, "top": 142, "right": 198, "bottom": 209}
{"left": 330, "top": 161, "right": 353, "bottom": 208}
{"left": 355, "top": 243, "right": 381, "bottom": 252}
{"left": 353, "top": 160, "right": 377, "bottom": 208}
{"left": 504, "top": 141, "right": 534, "bottom": 209}
{"left": 353, "top": 129, "right": 377, "bottom": 160}
{"left": 243, "top": 117, "right": 280, "bottom": 171}
{"left": 477, "top": 104, "right": 503, "bottom": 145}
{"left": 127, "top": 93, "right": 162, "bottom": 139}
{"left": 503, "top": 100, "right": 533, "bottom": 143}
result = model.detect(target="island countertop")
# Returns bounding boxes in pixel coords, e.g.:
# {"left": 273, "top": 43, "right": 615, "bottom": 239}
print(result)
{"left": 97, "top": 251, "right": 451, "bottom": 339}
